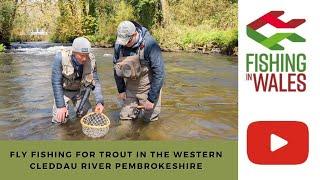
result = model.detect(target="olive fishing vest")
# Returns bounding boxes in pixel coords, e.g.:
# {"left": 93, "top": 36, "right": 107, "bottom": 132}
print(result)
{"left": 115, "top": 42, "right": 150, "bottom": 80}
{"left": 60, "top": 49, "right": 96, "bottom": 91}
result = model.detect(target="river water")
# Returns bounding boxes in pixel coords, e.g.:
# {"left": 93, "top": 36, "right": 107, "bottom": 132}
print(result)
{"left": 0, "top": 45, "right": 237, "bottom": 140}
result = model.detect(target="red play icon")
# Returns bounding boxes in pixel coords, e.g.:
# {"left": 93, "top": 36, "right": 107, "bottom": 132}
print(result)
{"left": 247, "top": 121, "right": 309, "bottom": 165}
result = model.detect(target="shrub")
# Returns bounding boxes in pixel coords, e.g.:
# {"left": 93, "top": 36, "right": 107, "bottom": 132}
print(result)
{"left": 152, "top": 23, "right": 238, "bottom": 54}
{"left": 0, "top": 43, "right": 5, "bottom": 52}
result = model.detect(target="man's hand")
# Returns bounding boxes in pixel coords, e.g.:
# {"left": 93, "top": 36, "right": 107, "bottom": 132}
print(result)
{"left": 143, "top": 100, "right": 154, "bottom": 111}
{"left": 118, "top": 92, "right": 126, "bottom": 100}
{"left": 95, "top": 103, "right": 104, "bottom": 113}
{"left": 56, "top": 107, "right": 68, "bottom": 123}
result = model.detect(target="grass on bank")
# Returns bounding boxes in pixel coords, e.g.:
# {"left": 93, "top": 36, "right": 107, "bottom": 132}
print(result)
{"left": 152, "top": 24, "right": 237, "bottom": 55}
{"left": 0, "top": 44, "right": 5, "bottom": 52}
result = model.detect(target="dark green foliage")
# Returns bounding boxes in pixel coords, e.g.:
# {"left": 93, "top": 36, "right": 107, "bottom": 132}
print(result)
{"left": 128, "top": 0, "right": 162, "bottom": 29}
{"left": 0, "top": 0, "right": 17, "bottom": 46}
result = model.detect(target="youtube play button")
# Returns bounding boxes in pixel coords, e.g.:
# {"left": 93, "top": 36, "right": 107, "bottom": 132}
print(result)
{"left": 270, "top": 134, "right": 288, "bottom": 152}
{"left": 247, "top": 121, "right": 309, "bottom": 165}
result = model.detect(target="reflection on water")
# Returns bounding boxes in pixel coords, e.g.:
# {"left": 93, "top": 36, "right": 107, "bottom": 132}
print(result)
{"left": 0, "top": 46, "right": 237, "bottom": 140}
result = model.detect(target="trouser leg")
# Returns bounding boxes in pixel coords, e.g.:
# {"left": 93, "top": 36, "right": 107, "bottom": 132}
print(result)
{"left": 52, "top": 91, "right": 92, "bottom": 123}
{"left": 119, "top": 93, "right": 139, "bottom": 120}
{"left": 137, "top": 90, "right": 162, "bottom": 122}
{"left": 52, "top": 95, "right": 73, "bottom": 123}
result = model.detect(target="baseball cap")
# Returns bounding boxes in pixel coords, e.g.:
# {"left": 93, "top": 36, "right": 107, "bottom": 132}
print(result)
{"left": 72, "top": 37, "right": 91, "bottom": 53}
{"left": 116, "top": 21, "right": 136, "bottom": 45}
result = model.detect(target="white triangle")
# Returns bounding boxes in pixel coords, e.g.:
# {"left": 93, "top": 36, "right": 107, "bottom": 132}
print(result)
{"left": 271, "top": 134, "right": 288, "bottom": 152}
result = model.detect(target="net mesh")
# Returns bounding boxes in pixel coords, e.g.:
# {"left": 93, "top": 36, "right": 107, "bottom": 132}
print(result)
{"left": 80, "top": 112, "right": 110, "bottom": 138}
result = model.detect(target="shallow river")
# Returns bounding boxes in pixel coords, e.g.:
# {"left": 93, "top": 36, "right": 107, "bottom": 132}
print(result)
{"left": 0, "top": 45, "right": 237, "bottom": 140}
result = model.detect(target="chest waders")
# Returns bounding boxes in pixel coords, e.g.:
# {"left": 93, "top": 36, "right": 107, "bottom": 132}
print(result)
{"left": 115, "top": 43, "right": 161, "bottom": 122}
{"left": 52, "top": 50, "right": 96, "bottom": 123}
{"left": 115, "top": 43, "right": 152, "bottom": 94}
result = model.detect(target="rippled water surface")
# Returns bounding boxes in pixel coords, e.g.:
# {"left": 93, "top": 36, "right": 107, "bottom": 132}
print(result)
{"left": 0, "top": 44, "right": 237, "bottom": 140}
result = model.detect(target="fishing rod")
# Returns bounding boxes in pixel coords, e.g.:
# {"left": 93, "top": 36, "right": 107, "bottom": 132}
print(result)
{"left": 76, "top": 84, "right": 95, "bottom": 117}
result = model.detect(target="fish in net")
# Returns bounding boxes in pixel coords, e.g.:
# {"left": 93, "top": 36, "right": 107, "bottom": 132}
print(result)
{"left": 80, "top": 112, "right": 110, "bottom": 138}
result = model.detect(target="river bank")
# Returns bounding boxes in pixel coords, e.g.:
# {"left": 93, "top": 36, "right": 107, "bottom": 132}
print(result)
{"left": 88, "top": 43, "right": 238, "bottom": 56}
{"left": 84, "top": 27, "right": 238, "bottom": 56}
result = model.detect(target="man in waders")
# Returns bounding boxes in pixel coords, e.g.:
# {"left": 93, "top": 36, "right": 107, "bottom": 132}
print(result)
{"left": 113, "top": 21, "right": 165, "bottom": 123}
{"left": 51, "top": 37, "right": 104, "bottom": 123}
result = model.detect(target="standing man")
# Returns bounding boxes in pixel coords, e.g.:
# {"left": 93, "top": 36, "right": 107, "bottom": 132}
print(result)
{"left": 113, "top": 21, "right": 165, "bottom": 122}
{"left": 51, "top": 37, "right": 104, "bottom": 123}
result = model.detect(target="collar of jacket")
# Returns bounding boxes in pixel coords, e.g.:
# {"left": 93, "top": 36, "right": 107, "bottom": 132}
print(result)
{"left": 131, "top": 28, "right": 143, "bottom": 49}
{"left": 71, "top": 55, "right": 83, "bottom": 67}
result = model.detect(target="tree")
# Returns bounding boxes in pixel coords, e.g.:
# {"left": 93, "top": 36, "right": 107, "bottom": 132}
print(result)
{"left": 0, "top": 0, "right": 18, "bottom": 46}
{"left": 11, "top": 0, "right": 60, "bottom": 42}
{"left": 160, "top": 0, "right": 169, "bottom": 27}
{"left": 128, "top": 0, "right": 162, "bottom": 29}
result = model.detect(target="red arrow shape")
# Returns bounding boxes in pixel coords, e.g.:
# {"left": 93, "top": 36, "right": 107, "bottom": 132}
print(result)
{"left": 248, "top": 11, "right": 305, "bottom": 30}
